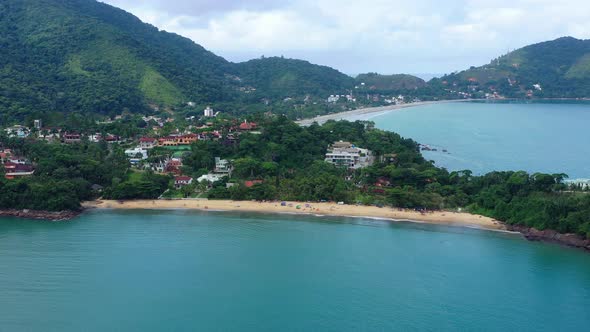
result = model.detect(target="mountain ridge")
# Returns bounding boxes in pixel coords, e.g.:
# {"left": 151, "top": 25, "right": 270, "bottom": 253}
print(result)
{"left": 1, "top": 0, "right": 590, "bottom": 123}
{"left": 433, "top": 37, "right": 590, "bottom": 98}
{"left": 0, "top": 0, "right": 353, "bottom": 121}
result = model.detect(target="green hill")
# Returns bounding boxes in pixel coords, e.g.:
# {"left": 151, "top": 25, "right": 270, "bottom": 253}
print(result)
{"left": 0, "top": 0, "right": 353, "bottom": 122}
{"left": 435, "top": 37, "right": 590, "bottom": 98}
{"left": 234, "top": 57, "right": 354, "bottom": 99}
{"left": 355, "top": 73, "right": 426, "bottom": 91}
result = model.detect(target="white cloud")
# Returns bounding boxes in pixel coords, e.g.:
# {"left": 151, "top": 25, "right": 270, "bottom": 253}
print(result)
{"left": 102, "top": 0, "right": 590, "bottom": 74}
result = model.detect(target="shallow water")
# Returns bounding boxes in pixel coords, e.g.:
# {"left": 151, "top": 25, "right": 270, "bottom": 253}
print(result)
{"left": 1, "top": 210, "right": 589, "bottom": 331}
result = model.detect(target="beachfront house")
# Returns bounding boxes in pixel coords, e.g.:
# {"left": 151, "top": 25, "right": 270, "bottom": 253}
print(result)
{"left": 214, "top": 157, "right": 232, "bottom": 175}
{"left": 325, "top": 141, "right": 374, "bottom": 170}
{"left": 197, "top": 173, "right": 226, "bottom": 184}
{"left": 174, "top": 176, "right": 193, "bottom": 189}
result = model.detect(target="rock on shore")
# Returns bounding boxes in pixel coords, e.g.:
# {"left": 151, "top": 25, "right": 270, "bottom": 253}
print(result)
{"left": 0, "top": 209, "right": 81, "bottom": 221}
{"left": 507, "top": 225, "right": 590, "bottom": 252}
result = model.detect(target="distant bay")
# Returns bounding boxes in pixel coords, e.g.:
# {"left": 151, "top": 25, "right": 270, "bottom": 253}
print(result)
{"left": 354, "top": 101, "right": 590, "bottom": 179}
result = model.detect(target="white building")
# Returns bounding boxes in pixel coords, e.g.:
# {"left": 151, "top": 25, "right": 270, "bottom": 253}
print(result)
{"left": 197, "top": 173, "right": 227, "bottom": 183}
{"left": 34, "top": 120, "right": 42, "bottom": 129}
{"left": 214, "top": 157, "right": 232, "bottom": 174}
{"left": 204, "top": 106, "right": 215, "bottom": 117}
{"left": 124, "top": 148, "right": 148, "bottom": 165}
{"left": 5, "top": 125, "right": 30, "bottom": 138}
{"left": 325, "top": 141, "right": 374, "bottom": 169}
{"left": 327, "top": 95, "right": 340, "bottom": 103}
{"left": 175, "top": 176, "right": 193, "bottom": 189}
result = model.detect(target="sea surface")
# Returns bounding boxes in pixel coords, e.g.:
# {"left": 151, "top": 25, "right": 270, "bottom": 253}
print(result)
{"left": 355, "top": 101, "right": 590, "bottom": 179}
{"left": 1, "top": 210, "right": 590, "bottom": 331}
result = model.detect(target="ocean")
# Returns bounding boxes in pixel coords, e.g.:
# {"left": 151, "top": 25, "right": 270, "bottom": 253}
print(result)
{"left": 1, "top": 210, "right": 589, "bottom": 331}
{"left": 355, "top": 100, "right": 590, "bottom": 179}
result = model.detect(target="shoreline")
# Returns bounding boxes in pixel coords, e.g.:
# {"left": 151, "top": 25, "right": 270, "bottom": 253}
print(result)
{"left": 296, "top": 99, "right": 473, "bottom": 126}
{"left": 296, "top": 97, "right": 590, "bottom": 126}
{"left": 82, "top": 199, "right": 505, "bottom": 231}
{"left": 0, "top": 209, "right": 82, "bottom": 221}
{"left": 4, "top": 201, "right": 588, "bottom": 252}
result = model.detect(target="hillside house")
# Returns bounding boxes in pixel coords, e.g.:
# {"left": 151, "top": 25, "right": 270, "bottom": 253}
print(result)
{"left": 4, "top": 162, "right": 34, "bottom": 179}
{"left": 165, "top": 159, "right": 183, "bottom": 175}
{"left": 63, "top": 133, "right": 82, "bottom": 144}
{"left": 239, "top": 120, "right": 258, "bottom": 131}
{"left": 325, "top": 141, "right": 374, "bottom": 170}
{"left": 0, "top": 149, "right": 12, "bottom": 162}
{"left": 214, "top": 157, "right": 232, "bottom": 174}
{"left": 139, "top": 137, "right": 157, "bottom": 149}
{"left": 5, "top": 125, "right": 30, "bottom": 138}
{"left": 175, "top": 176, "right": 193, "bottom": 189}
{"left": 124, "top": 148, "right": 148, "bottom": 165}
{"left": 197, "top": 173, "right": 226, "bottom": 183}
{"left": 158, "top": 134, "right": 198, "bottom": 146}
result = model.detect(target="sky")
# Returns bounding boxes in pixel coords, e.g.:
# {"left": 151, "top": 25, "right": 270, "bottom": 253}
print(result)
{"left": 101, "top": 0, "right": 590, "bottom": 77}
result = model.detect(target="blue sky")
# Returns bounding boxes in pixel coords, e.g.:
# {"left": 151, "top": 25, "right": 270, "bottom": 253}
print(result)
{"left": 102, "top": 0, "right": 590, "bottom": 76}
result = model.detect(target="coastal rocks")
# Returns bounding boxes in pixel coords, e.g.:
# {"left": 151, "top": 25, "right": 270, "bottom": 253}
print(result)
{"left": 507, "top": 225, "right": 590, "bottom": 252}
{"left": 0, "top": 209, "right": 81, "bottom": 221}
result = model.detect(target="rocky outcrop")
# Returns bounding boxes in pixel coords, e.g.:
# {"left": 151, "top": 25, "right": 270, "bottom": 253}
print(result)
{"left": 507, "top": 225, "right": 590, "bottom": 252}
{"left": 0, "top": 209, "right": 81, "bottom": 221}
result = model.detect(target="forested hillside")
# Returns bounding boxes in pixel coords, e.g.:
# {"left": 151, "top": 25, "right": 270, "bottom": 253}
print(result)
{"left": 234, "top": 57, "right": 354, "bottom": 99}
{"left": 2, "top": 0, "right": 590, "bottom": 124}
{"left": 0, "top": 0, "right": 353, "bottom": 122}
{"left": 355, "top": 73, "right": 426, "bottom": 91}
{"left": 434, "top": 37, "right": 590, "bottom": 98}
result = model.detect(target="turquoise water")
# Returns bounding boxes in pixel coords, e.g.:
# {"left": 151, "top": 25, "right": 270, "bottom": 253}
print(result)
{"left": 1, "top": 210, "right": 590, "bottom": 331}
{"left": 365, "top": 101, "right": 590, "bottom": 178}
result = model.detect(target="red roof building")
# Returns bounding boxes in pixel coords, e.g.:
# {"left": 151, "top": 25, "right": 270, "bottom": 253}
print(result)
{"left": 4, "top": 162, "right": 35, "bottom": 179}
{"left": 239, "top": 120, "right": 258, "bottom": 131}
{"left": 174, "top": 176, "right": 193, "bottom": 189}
{"left": 245, "top": 180, "right": 264, "bottom": 188}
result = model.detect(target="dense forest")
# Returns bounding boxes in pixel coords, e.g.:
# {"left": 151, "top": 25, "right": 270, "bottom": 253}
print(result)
{"left": 1, "top": 117, "right": 589, "bottom": 238}
{"left": 438, "top": 37, "right": 590, "bottom": 98}
{"left": 2, "top": 0, "right": 589, "bottom": 126}
{"left": 355, "top": 73, "right": 426, "bottom": 90}
{"left": 0, "top": 0, "right": 354, "bottom": 123}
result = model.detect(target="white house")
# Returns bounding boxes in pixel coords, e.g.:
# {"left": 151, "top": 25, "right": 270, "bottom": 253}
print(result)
{"left": 204, "top": 106, "right": 215, "bottom": 117}
{"left": 327, "top": 95, "right": 340, "bottom": 103}
{"left": 324, "top": 141, "right": 374, "bottom": 170}
{"left": 197, "top": 173, "right": 227, "bottom": 183}
{"left": 124, "top": 147, "right": 148, "bottom": 165}
{"left": 214, "top": 157, "right": 232, "bottom": 174}
{"left": 174, "top": 176, "right": 193, "bottom": 189}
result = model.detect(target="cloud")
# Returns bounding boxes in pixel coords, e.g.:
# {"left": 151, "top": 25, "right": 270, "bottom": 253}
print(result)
{"left": 101, "top": 0, "right": 590, "bottom": 74}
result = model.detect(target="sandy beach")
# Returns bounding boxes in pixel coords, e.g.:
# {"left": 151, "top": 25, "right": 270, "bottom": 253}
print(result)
{"left": 83, "top": 199, "right": 505, "bottom": 231}
{"left": 296, "top": 99, "right": 472, "bottom": 126}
